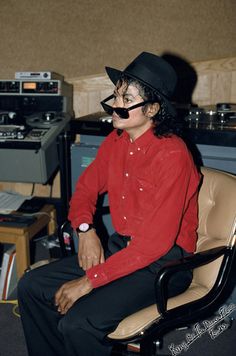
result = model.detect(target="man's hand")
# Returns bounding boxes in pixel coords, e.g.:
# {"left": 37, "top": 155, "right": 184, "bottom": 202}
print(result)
{"left": 55, "top": 276, "right": 93, "bottom": 314}
{"left": 78, "top": 229, "right": 105, "bottom": 270}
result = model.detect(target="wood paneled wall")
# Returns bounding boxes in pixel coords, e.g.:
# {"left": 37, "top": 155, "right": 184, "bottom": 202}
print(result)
{"left": 68, "top": 56, "right": 236, "bottom": 118}
{"left": 1, "top": 57, "right": 236, "bottom": 198}
{"left": 191, "top": 57, "right": 236, "bottom": 106}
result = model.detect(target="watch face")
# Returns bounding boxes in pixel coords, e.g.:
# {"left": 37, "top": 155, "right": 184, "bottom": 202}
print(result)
{"left": 79, "top": 223, "right": 89, "bottom": 232}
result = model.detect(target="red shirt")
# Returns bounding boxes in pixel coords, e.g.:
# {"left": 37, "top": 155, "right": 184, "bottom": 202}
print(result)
{"left": 68, "top": 128, "right": 200, "bottom": 288}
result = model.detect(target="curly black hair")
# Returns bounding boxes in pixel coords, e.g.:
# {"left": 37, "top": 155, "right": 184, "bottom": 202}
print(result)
{"left": 117, "top": 75, "right": 181, "bottom": 137}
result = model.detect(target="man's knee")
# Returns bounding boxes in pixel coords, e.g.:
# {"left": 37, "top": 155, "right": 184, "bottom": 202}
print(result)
{"left": 17, "top": 270, "right": 42, "bottom": 300}
{"left": 58, "top": 310, "right": 103, "bottom": 340}
{"left": 58, "top": 311, "right": 89, "bottom": 337}
{"left": 58, "top": 316, "right": 71, "bottom": 337}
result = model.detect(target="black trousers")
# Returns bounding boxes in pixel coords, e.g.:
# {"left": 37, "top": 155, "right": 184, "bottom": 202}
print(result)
{"left": 17, "top": 233, "right": 193, "bottom": 356}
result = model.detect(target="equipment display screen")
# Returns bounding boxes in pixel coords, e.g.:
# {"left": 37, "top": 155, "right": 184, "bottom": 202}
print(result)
{"left": 21, "top": 81, "right": 59, "bottom": 94}
{"left": 23, "top": 82, "right": 37, "bottom": 90}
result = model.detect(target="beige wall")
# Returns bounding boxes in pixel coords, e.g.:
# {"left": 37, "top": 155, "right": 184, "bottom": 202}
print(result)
{"left": 0, "top": 0, "right": 235, "bottom": 79}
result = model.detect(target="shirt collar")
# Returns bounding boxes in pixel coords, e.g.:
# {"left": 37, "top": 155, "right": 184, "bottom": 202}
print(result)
{"left": 119, "top": 128, "right": 156, "bottom": 154}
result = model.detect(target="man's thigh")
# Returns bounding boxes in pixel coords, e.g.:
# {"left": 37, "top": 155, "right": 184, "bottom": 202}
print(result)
{"left": 61, "top": 266, "right": 156, "bottom": 334}
{"left": 23, "top": 255, "right": 85, "bottom": 302}
{"left": 59, "top": 245, "right": 192, "bottom": 335}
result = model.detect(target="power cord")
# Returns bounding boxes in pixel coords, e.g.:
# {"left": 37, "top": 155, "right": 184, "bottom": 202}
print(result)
{"left": 0, "top": 299, "right": 20, "bottom": 318}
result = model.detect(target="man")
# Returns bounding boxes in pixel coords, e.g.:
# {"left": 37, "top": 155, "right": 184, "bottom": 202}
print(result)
{"left": 18, "top": 52, "right": 200, "bottom": 356}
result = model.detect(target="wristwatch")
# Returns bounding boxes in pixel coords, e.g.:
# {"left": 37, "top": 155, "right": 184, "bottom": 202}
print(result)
{"left": 76, "top": 223, "right": 94, "bottom": 234}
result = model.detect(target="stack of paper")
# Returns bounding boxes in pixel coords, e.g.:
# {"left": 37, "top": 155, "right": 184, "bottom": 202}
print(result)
{"left": 0, "top": 245, "right": 18, "bottom": 300}
{"left": 0, "top": 191, "right": 32, "bottom": 214}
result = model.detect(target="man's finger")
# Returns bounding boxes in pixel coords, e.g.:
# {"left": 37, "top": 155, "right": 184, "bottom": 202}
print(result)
{"left": 79, "top": 254, "right": 87, "bottom": 270}
{"left": 55, "top": 288, "right": 63, "bottom": 306}
{"left": 100, "top": 251, "right": 105, "bottom": 264}
{"left": 92, "top": 256, "right": 100, "bottom": 267}
{"left": 61, "top": 300, "right": 74, "bottom": 314}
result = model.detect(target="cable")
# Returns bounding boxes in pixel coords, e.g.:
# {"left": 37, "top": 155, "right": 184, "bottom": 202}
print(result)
{"left": 30, "top": 183, "right": 35, "bottom": 197}
{"left": 0, "top": 299, "right": 20, "bottom": 318}
{"left": 0, "top": 299, "right": 17, "bottom": 304}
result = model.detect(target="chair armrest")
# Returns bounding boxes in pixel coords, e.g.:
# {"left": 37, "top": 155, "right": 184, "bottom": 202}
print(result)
{"left": 155, "top": 245, "right": 231, "bottom": 316}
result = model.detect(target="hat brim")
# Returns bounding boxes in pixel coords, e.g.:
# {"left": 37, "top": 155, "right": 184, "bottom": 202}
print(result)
{"left": 105, "top": 66, "right": 176, "bottom": 117}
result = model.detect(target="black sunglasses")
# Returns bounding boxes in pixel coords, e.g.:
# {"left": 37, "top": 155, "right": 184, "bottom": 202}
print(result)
{"left": 100, "top": 94, "right": 153, "bottom": 119}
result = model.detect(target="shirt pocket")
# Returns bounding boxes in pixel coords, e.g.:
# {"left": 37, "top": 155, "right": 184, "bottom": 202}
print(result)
{"left": 134, "top": 176, "right": 157, "bottom": 214}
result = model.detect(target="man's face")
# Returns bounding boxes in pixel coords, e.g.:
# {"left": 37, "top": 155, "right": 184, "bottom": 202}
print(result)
{"left": 111, "top": 83, "right": 153, "bottom": 139}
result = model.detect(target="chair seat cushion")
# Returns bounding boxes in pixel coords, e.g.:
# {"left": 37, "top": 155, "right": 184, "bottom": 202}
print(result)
{"left": 108, "top": 283, "right": 208, "bottom": 339}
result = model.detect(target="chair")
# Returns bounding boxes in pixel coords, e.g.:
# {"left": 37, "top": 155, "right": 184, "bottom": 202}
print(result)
{"left": 59, "top": 167, "right": 236, "bottom": 355}
{"left": 107, "top": 167, "right": 236, "bottom": 355}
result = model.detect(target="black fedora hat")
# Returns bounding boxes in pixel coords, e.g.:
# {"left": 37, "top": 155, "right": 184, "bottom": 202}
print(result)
{"left": 105, "top": 52, "right": 177, "bottom": 116}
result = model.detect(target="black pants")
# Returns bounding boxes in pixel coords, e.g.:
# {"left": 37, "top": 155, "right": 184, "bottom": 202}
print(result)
{"left": 17, "top": 233, "right": 193, "bottom": 356}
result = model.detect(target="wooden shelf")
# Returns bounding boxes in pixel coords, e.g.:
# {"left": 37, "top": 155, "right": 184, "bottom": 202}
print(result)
{"left": 0, "top": 205, "right": 57, "bottom": 277}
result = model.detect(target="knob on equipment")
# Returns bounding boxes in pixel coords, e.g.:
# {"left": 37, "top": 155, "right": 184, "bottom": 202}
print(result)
{"left": 8, "top": 111, "right": 17, "bottom": 119}
{"left": 43, "top": 112, "right": 55, "bottom": 122}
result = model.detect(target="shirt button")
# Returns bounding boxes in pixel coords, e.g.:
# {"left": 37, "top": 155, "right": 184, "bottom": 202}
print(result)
{"left": 122, "top": 195, "right": 125, "bottom": 199}
{"left": 123, "top": 216, "right": 127, "bottom": 220}
{"left": 139, "top": 187, "right": 143, "bottom": 191}
{"left": 137, "top": 147, "right": 141, "bottom": 151}
{"left": 130, "top": 151, "right": 134, "bottom": 155}
{"left": 125, "top": 173, "right": 129, "bottom": 177}
{"left": 94, "top": 274, "right": 98, "bottom": 278}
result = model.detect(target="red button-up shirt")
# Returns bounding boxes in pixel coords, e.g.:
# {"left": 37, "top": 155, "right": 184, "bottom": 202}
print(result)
{"left": 68, "top": 128, "right": 200, "bottom": 288}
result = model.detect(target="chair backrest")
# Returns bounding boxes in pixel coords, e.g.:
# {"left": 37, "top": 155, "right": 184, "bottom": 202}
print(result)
{"left": 108, "top": 167, "right": 236, "bottom": 341}
{"left": 192, "top": 167, "right": 236, "bottom": 290}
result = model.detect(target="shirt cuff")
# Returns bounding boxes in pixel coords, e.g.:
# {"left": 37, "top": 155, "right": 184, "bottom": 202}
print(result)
{"left": 70, "top": 216, "right": 93, "bottom": 230}
{"left": 86, "top": 264, "right": 109, "bottom": 288}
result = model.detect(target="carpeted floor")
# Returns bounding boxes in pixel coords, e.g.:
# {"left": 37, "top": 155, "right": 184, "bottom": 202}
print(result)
{"left": 0, "top": 302, "right": 27, "bottom": 356}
